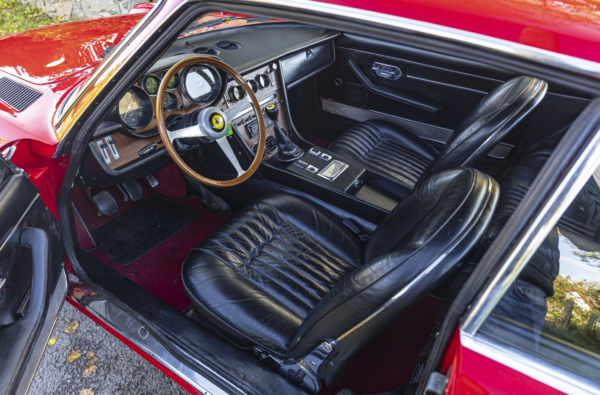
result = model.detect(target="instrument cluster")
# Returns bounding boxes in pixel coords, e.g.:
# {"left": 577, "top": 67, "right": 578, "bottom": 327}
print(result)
{"left": 116, "top": 64, "right": 223, "bottom": 132}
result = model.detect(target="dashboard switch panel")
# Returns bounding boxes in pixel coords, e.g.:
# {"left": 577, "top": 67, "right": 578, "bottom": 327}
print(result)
{"left": 105, "top": 137, "right": 120, "bottom": 160}
{"left": 96, "top": 140, "right": 112, "bottom": 165}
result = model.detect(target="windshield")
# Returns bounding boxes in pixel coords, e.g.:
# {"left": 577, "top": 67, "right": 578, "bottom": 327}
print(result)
{"left": 179, "top": 12, "right": 283, "bottom": 38}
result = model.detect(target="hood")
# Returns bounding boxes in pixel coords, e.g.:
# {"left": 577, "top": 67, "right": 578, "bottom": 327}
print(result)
{"left": 0, "top": 14, "right": 144, "bottom": 85}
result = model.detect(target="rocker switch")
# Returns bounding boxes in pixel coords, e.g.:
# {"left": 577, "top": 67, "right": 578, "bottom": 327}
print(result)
{"left": 96, "top": 140, "right": 112, "bottom": 165}
{"left": 309, "top": 148, "right": 321, "bottom": 157}
{"left": 104, "top": 136, "right": 120, "bottom": 160}
{"left": 320, "top": 153, "right": 332, "bottom": 162}
{"left": 305, "top": 165, "right": 319, "bottom": 174}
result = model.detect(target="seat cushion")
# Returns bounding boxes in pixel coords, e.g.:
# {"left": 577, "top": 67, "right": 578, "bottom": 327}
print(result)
{"left": 182, "top": 194, "right": 362, "bottom": 356}
{"left": 329, "top": 120, "right": 439, "bottom": 188}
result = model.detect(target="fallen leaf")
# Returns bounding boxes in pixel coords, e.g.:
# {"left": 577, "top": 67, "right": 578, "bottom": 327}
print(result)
{"left": 79, "top": 389, "right": 94, "bottom": 395}
{"left": 48, "top": 336, "right": 58, "bottom": 346}
{"left": 45, "top": 55, "right": 65, "bottom": 68}
{"left": 86, "top": 357, "right": 97, "bottom": 365}
{"left": 67, "top": 350, "right": 82, "bottom": 363}
{"left": 86, "top": 351, "right": 95, "bottom": 358}
{"left": 64, "top": 321, "right": 79, "bottom": 333}
{"left": 82, "top": 365, "right": 97, "bottom": 377}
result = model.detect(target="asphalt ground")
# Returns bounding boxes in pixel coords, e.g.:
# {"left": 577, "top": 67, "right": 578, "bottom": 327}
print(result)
{"left": 29, "top": 301, "right": 189, "bottom": 395}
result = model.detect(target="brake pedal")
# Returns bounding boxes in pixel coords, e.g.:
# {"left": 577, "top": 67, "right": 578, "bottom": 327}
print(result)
{"left": 86, "top": 188, "right": 118, "bottom": 217}
{"left": 116, "top": 180, "right": 143, "bottom": 202}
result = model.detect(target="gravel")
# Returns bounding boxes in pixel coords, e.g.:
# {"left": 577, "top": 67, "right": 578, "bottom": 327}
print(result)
{"left": 29, "top": 301, "right": 189, "bottom": 395}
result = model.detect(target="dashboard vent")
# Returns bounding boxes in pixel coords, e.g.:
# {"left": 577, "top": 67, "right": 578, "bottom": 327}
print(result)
{"left": 215, "top": 41, "right": 241, "bottom": 50}
{"left": 251, "top": 135, "right": 278, "bottom": 157}
{"left": 266, "top": 135, "right": 277, "bottom": 153}
{"left": 193, "top": 46, "right": 220, "bottom": 55}
{"left": 0, "top": 77, "right": 42, "bottom": 112}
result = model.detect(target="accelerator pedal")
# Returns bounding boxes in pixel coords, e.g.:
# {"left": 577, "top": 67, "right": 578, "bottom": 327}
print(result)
{"left": 86, "top": 188, "right": 118, "bottom": 217}
{"left": 116, "top": 180, "right": 143, "bottom": 202}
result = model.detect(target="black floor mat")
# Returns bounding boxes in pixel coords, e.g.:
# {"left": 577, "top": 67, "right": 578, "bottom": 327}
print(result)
{"left": 93, "top": 196, "right": 198, "bottom": 265}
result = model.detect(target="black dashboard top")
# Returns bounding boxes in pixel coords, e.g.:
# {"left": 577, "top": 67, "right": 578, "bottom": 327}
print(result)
{"left": 150, "top": 23, "right": 338, "bottom": 75}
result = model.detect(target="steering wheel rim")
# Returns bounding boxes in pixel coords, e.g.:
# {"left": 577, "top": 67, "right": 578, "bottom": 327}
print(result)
{"left": 157, "top": 56, "right": 266, "bottom": 187}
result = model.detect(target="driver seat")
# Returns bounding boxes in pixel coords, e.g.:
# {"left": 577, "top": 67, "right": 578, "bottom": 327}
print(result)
{"left": 182, "top": 168, "right": 498, "bottom": 392}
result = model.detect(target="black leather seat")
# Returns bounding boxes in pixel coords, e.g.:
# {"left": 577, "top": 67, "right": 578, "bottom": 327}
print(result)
{"left": 182, "top": 168, "right": 498, "bottom": 392}
{"left": 329, "top": 76, "right": 547, "bottom": 188}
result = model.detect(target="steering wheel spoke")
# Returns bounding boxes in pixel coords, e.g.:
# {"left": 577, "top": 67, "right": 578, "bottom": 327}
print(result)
{"left": 216, "top": 137, "right": 245, "bottom": 177}
{"left": 157, "top": 56, "right": 264, "bottom": 187}
{"left": 224, "top": 95, "right": 251, "bottom": 122}
{"left": 166, "top": 124, "right": 206, "bottom": 142}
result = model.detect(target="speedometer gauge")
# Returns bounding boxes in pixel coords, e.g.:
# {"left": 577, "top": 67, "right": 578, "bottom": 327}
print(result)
{"left": 182, "top": 64, "right": 222, "bottom": 106}
{"left": 117, "top": 87, "right": 152, "bottom": 130}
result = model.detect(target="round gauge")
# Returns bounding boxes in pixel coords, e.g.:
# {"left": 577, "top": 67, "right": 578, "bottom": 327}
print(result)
{"left": 182, "top": 64, "right": 222, "bottom": 105}
{"left": 142, "top": 74, "right": 160, "bottom": 96}
{"left": 229, "top": 85, "right": 245, "bottom": 102}
{"left": 161, "top": 70, "right": 181, "bottom": 90}
{"left": 257, "top": 73, "right": 270, "bottom": 89}
{"left": 246, "top": 79, "right": 258, "bottom": 93}
{"left": 163, "top": 91, "right": 178, "bottom": 111}
{"left": 118, "top": 86, "right": 152, "bottom": 130}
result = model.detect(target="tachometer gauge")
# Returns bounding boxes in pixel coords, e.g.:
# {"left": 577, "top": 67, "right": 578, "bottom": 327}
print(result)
{"left": 142, "top": 74, "right": 160, "bottom": 96}
{"left": 182, "top": 64, "right": 222, "bottom": 106}
{"left": 117, "top": 87, "right": 152, "bottom": 130}
{"left": 161, "top": 70, "right": 181, "bottom": 90}
{"left": 163, "top": 91, "right": 178, "bottom": 111}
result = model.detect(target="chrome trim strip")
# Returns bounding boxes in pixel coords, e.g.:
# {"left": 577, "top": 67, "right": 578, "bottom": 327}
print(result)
{"left": 461, "top": 332, "right": 600, "bottom": 395}
{"left": 82, "top": 297, "right": 233, "bottom": 395}
{"left": 247, "top": 0, "right": 600, "bottom": 79}
{"left": 461, "top": 117, "right": 600, "bottom": 335}
{"left": 233, "top": 93, "right": 276, "bottom": 120}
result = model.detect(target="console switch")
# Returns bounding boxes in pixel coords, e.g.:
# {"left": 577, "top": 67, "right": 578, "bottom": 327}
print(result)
{"left": 305, "top": 165, "right": 319, "bottom": 174}
{"left": 294, "top": 160, "right": 308, "bottom": 169}
{"left": 309, "top": 148, "right": 321, "bottom": 157}
{"left": 320, "top": 153, "right": 332, "bottom": 162}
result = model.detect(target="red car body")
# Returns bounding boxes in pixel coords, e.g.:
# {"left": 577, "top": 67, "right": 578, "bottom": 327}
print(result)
{"left": 0, "top": 1, "right": 598, "bottom": 394}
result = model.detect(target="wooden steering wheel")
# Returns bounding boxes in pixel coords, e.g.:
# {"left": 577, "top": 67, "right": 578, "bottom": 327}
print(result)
{"left": 157, "top": 56, "right": 265, "bottom": 187}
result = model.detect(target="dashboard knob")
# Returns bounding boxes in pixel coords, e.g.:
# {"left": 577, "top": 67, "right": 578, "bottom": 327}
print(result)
{"left": 257, "top": 73, "right": 270, "bottom": 89}
{"left": 229, "top": 85, "right": 245, "bottom": 102}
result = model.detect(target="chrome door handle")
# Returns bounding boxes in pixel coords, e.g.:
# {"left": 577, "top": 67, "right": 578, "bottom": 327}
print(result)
{"left": 372, "top": 62, "right": 402, "bottom": 80}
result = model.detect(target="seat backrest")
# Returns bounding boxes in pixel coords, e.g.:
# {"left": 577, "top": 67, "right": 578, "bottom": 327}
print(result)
{"left": 289, "top": 168, "right": 499, "bottom": 387}
{"left": 417, "top": 76, "right": 547, "bottom": 186}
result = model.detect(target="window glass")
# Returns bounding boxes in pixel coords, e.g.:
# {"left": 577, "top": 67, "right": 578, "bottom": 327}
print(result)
{"left": 479, "top": 166, "right": 600, "bottom": 382}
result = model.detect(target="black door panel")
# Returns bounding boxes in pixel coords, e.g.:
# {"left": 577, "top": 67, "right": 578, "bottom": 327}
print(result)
{"left": 0, "top": 155, "right": 63, "bottom": 395}
{"left": 291, "top": 33, "right": 590, "bottom": 165}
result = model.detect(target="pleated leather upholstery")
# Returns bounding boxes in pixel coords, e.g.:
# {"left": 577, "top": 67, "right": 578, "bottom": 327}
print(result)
{"left": 182, "top": 194, "right": 361, "bottom": 356}
{"left": 330, "top": 76, "right": 547, "bottom": 189}
{"left": 329, "top": 120, "right": 438, "bottom": 188}
{"left": 183, "top": 168, "right": 498, "bottom": 371}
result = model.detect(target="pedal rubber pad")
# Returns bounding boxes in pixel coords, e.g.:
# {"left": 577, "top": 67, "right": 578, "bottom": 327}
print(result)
{"left": 119, "top": 180, "right": 143, "bottom": 202}
{"left": 92, "top": 190, "right": 118, "bottom": 217}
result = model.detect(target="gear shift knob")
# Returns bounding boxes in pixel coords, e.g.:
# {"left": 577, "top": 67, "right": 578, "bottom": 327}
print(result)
{"left": 265, "top": 103, "right": 279, "bottom": 122}
{"left": 263, "top": 103, "right": 303, "bottom": 161}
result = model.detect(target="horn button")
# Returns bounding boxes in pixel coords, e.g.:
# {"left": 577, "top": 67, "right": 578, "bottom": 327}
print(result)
{"left": 199, "top": 107, "right": 228, "bottom": 140}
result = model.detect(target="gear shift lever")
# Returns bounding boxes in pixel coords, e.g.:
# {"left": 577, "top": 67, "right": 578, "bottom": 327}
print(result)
{"left": 265, "top": 103, "right": 303, "bottom": 161}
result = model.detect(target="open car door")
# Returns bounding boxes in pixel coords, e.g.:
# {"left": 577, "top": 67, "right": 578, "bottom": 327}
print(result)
{"left": 0, "top": 151, "right": 65, "bottom": 395}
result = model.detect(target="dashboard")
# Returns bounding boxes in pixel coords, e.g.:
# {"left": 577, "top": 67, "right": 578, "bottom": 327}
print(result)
{"left": 86, "top": 23, "right": 337, "bottom": 176}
